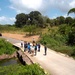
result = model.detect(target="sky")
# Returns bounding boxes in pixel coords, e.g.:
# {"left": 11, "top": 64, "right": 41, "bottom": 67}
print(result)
{"left": 0, "top": 0, "right": 75, "bottom": 25}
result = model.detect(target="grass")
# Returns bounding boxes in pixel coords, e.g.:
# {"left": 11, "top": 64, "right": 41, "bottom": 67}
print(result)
{"left": 0, "top": 38, "right": 16, "bottom": 55}
{"left": 0, "top": 64, "right": 48, "bottom": 75}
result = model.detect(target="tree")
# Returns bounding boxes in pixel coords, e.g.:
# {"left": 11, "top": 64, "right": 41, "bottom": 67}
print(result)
{"left": 67, "top": 8, "right": 75, "bottom": 45}
{"left": 67, "top": 8, "right": 75, "bottom": 15}
{"left": 65, "top": 17, "right": 73, "bottom": 25}
{"left": 15, "top": 13, "right": 28, "bottom": 27}
{"left": 56, "top": 16, "right": 65, "bottom": 25}
{"left": 29, "top": 11, "right": 41, "bottom": 24}
{"left": 24, "top": 25, "right": 37, "bottom": 36}
{"left": 29, "top": 11, "right": 44, "bottom": 27}
{"left": 68, "top": 28, "right": 75, "bottom": 45}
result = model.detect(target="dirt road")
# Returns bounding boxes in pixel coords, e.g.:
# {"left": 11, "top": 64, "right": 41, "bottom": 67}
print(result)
{"left": 2, "top": 33, "right": 40, "bottom": 42}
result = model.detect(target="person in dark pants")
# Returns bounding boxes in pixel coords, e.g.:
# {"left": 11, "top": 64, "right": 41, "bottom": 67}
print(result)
{"left": 27, "top": 43, "right": 31, "bottom": 53}
{"left": 34, "top": 43, "right": 37, "bottom": 56}
{"left": 21, "top": 40, "right": 23, "bottom": 48}
{"left": 24, "top": 41, "right": 27, "bottom": 52}
{"left": 44, "top": 46, "right": 47, "bottom": 55}
{"left": 38, "top": 43, "right": 41, "bottom": 52}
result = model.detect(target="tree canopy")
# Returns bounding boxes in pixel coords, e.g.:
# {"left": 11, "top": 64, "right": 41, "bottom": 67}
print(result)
{"left": 15, "top": 11, "right": 45, "bottom": 28}
{"left": 15, "top": 13, "right": 28, "bottom": 27}
{"left": 67, "top": 8, "right": 75, "bottom": 15}
{"left": 15, "top": 10, "right": 74, "bottom": 28}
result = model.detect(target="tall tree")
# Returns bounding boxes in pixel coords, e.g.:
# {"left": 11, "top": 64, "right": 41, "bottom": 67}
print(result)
{"left": 15, "top": 13, "right": 28, "bottom": 27}
{"left": 29, "top": 11, "right": 44, "bottom": 26}
{"left": 67, "top": 8, "right": 75, "bottom": 45}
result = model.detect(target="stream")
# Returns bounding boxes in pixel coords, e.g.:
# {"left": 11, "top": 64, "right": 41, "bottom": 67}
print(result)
{"left": 0, "top": 58, "right": 21, "bottom": 66}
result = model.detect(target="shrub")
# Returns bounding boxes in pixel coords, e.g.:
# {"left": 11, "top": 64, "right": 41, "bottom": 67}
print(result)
{"left": 0, "top": 38, "right": 16, "bottom": 55}
{"left": 40, "top": 33, "right": 75, "bottom": 57}
{"left": 0, "top": 64, "right": 47, "bottom": 75}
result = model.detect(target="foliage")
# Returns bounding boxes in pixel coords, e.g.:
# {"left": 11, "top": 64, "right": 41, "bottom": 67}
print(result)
{"left": 65, "top": 17, "right": 73, "bottom": 25}
{"left": 15, "top": 13, "right": 28, "bottom": 27}
{"left": 15, "top": 11, "right": 45, "bottom": 28}
{"left": 0, "top": 38, "right": 16, "bottom": 55}
{"left": 56, "top": 16, "right": 65, "bottom": 25}
{"left": 58, "top": 24, "right": 71, "bottom": 35}
{"left": 0, "top": 64, "right": 48, "bottom": 75}
{"left": 9, "top": 10, "right": 75, "bottom": 29}
{"left": 40, "top": 26, "right": 75, "bottom": 57}
{"left": 23, "top": 25, "right": 37, "bottom": 35}
{"left": 0, "top": 25, "right": 23, "bottom": 33}
{"left": 23, "top": 25, "right": 42, "bottom": 36}
{"left": 67, "top": 8, "right": 75, "bottom": 15}
{"left": 68, "top": 27, "right": 75, "bottom": 45}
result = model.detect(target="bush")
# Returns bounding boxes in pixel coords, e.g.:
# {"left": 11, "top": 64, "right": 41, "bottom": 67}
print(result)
{"left": 40, "top": 33, "right": 75, "bottom": 57}
{"left": 0, "top": 64, "right": 47, "bottom": 75}
{"left": 0, "top": 38, "right": 16, "bottom": 55}
{"left": 68, "top": 28, "right": 75, "bottom": 45}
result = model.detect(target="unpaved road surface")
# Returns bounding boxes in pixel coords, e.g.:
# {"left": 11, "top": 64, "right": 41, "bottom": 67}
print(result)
{"left": 2, "top": 33, "right": 39, "bottom": 42}
{"left": 1, "top": 33, "right": 75, "bottom": 75}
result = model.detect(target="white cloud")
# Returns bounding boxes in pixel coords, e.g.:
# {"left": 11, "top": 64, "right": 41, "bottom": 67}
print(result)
{"left": 21, "top": 0, "right": 42, "bottom": 9}
{"left": 9, "top": 0, "right": 75, "bottom": 14}
{"left": 9, "top": 0, "right": 50, "bottom": 14}
{"left": 69, "top": 0, "right": 75, "bottom": 8}
{"left": 0, "top": 16, "right": 15, "bottom": 24}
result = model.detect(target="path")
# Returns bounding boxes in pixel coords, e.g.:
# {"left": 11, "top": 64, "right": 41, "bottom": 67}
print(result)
{"left": 1, "top": 36, "right": 75, "bottom": 75}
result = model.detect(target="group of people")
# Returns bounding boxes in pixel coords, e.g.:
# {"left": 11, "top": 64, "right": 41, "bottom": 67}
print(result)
{"left": 21, "top": 39, "right": 47, "bottom": 56}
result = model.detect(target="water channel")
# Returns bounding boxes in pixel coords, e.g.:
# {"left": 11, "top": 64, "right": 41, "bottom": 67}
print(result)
{"left": 0, "top": 58, "right": 21, "bottom": 66}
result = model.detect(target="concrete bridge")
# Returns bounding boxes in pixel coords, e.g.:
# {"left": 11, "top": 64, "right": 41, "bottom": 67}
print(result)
{"left": 1, "top": 36, "right": 75, "bottom": 75}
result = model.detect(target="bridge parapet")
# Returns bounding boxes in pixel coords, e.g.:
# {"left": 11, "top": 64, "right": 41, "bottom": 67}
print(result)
{"left": 17, "top": 50, "right": 33, "bottom": 65}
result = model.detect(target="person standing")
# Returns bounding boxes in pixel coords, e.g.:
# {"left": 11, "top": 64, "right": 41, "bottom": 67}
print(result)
{"left": 24, "top": 41, "right": 27, "bottom": 52}
{"left": 21, "top": 40, "right": 23, "bottom": 48}
{"left": 34, "top": 43, "right": 37, "bottom": 56}
{"left": 32, "top": 38, "right": 35, "bottom": 46}
{"left": 38, "top": 43, "right": 41, "bottom": 52}
{"left": 44, "top": 45, "right": 47, "bottom": 55}
{"left": 27, "top": 43, "right": 31, "bottom": 53}
{"left": 32, "top": 38, "right": 35, "bottom": 43}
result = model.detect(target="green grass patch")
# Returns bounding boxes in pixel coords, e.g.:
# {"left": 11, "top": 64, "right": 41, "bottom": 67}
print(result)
{"left": 0, "top": 64, "right": 48, "bottom": 75}
{"left": 0, "top": 38, "right": 16, "bottom": 55}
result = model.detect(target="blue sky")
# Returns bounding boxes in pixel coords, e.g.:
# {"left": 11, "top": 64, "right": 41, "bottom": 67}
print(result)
{"left": 0, "top": 0, "right": 75, "bottom": 24}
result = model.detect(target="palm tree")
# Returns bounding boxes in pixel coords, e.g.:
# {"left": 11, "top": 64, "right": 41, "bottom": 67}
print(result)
{"left": 67, "top": 8, "right": 75, "bottom": 45}
{"left": 67, "top": 8, "right": 75, "bottom": 15}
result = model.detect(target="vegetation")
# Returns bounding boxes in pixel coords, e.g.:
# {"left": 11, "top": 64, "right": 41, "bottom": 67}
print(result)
{"left": 23, "top": 25, "right": 42, "bottom": 35}
{"left": 0, "top": 25, "right": 24, "bottom": 34}
{"left": 0, "top": 64, "right": 48, "bottom": 75}
{"left": 67, "top": 8, "right": 75, "bottom": 15}
{"left": 40, "top": 25, "right": 75, "bottom": 57}
{"left": 0, "top": 38, "right": 16, "bottom": 55}
{"left": 15, "top": 11, "right": 44, "bottom": 28}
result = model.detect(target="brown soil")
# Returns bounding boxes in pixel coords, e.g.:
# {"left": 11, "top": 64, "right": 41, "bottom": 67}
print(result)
{"left": 0, "top": 52, "right": 17, "bottom": 60}
{"left": 2, "top": 33, "right": 40, "bottom": 42}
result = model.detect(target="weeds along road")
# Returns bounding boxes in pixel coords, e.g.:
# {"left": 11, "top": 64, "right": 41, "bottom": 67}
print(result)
{"left": 1, "top": 36, "right": 75, "bottom": 75}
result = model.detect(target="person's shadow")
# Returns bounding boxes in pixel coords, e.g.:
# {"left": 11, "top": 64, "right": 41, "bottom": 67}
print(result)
{"left": 43, "top": 54, "right": 46, "bottom": 56}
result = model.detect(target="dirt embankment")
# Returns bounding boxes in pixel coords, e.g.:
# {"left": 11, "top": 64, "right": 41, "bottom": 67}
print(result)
{"left": 0, "top": 52, "right": 17, "bottom": 60}
{"left": 2, "top": 33, "right": 40, "bottom": 42}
